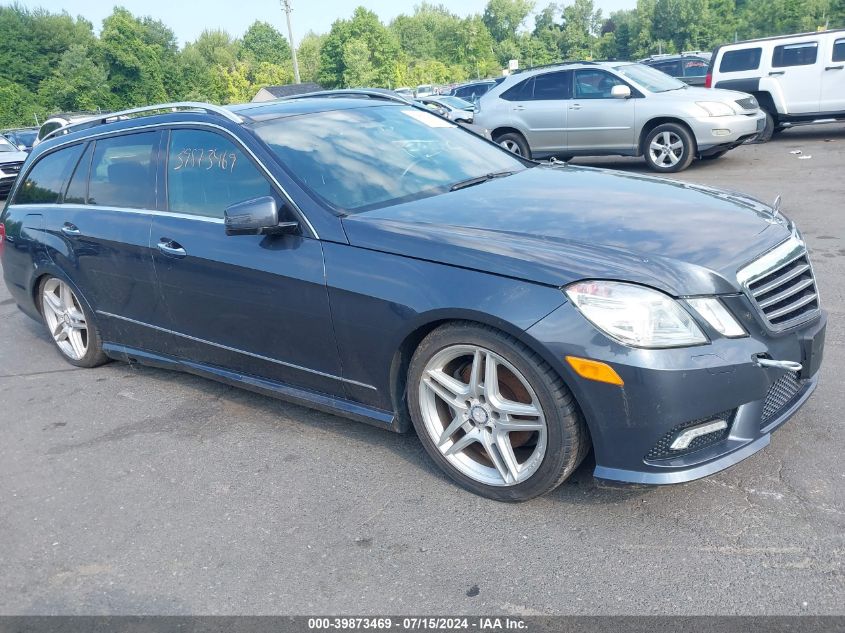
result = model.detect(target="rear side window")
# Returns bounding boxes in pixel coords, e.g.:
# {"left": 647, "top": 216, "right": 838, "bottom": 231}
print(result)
{"left": 532, "top": 71, "right": 572, "bottom": 100}
{"left": 64, "top": 143, "right": 94, "bottom": 204}
{"left": 653, "top": 60, "right": 682, "bottom": 77}
{"left": 832, "top": 39, "right": 845, "bottom": 62}
{"left": 772, "top": 42, "right": 818, "bottom": 68}
{"left": 13, "top": 144, "right": 84, "bottom": 205}
{"left": 166, "top": 129, "right": 273, "bottom": 218}
{"left": 88, "top": 132, "right": 159, "bottom": 209}
{"left": 719, "top": 48, "right": 762, "bottom": 72}
{"left": 501, "top": 78, "right": 534, "bottom": 101}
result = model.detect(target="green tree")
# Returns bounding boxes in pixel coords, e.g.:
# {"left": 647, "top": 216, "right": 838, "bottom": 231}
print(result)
{"left": 483, "top": 0, "right": 536, "bottom": 42}
{"left": 241, "top": 20, "right": 291, "bottom": 65}
{"left": 0, "top": 79, "right": 41, "bottom": 127}
{"left": 297, "top": 32, "right": 326, "bottom": 83}
{"left": 38, "top": 44, "right": 111, "bottom": 112}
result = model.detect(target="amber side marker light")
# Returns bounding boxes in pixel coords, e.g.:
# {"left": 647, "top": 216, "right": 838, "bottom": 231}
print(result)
{"left": 565, "top": 356, "right": 624, "bottom": 386}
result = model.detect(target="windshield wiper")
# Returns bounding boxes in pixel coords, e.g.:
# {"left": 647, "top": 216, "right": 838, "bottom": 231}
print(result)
{"left": 450, "top": 170, "right": 516, "bottom": 192}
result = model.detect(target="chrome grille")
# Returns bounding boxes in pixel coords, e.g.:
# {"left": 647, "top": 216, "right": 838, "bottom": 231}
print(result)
{"left": 738, "top": 235, "right": 820, "bottom": 331}
{"left": 1, "top": 161, "right": 22, "bottom": 174}
{"left": 735, "top": 96, "right": 758, "bottom": 110}
{"left": 761, "top": 372, "right": 803, "bottom": 428}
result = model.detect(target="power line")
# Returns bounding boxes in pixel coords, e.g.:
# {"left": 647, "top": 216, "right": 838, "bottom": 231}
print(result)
{"left": 281, "top": 0, "right": 301, "bottom": 84}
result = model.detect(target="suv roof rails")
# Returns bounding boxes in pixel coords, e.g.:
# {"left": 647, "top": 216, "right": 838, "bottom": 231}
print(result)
{"left": 41, "top": 102, "right": 244, "bottom": 143}
{"left": 278, "top": 89, "right": 413, "bottom": 105}
{"left": 512, "top": 60, "right": 600, "bottom": 74}
{"left": 722, "top": 27, "right": 845, "bottom": 47}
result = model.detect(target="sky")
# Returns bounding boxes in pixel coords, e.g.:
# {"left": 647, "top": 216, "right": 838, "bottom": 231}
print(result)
{"left": 11, "top": 0, "right": 637, "bottom": 46}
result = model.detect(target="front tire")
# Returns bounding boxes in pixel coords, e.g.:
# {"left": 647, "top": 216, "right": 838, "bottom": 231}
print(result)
{"left": 38, "top": 276, "right": 108, "bottom": 368}
{"left": 407, "top": 323, "right": 589, "bottom": 501}
{"left": 643, "top": 123, "right": 695, "bottom": 173}
{"left": 494, "top": 132, "right": 531, "bottom": 159}
{"left": 753, "top": 110, "right": 776, "bottom": 143}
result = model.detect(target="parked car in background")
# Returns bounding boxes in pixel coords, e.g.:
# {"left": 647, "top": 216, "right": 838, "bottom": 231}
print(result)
{"left": 394, "top": 87, "right": 414, "bottom": 99}
{"left": 641, "top": 53, "right": 712, "bottom": 86}
{"left": 416, "top": 95, "right": 475, "bottom": 122}
{"left": 449, "top": 80, "right": 501, "bottom": 103}
{"left": 707, "top": 29, "right": 845, "bottom": 141}
{"left": 0, "top": 135, "right": 27, "bottom": 198}
{"left": 1, "top": 99, "right": 826, "bottom": 501}
{"left": 2, "top": 127, "right": 38, "bottom": 152}
{"left": 474, "top": 61, "right": 764, "bottom": 172}
{"left": 34, "top": 113, "right": 100, "bottom": 147}
{"left": 415, "top": 84, "right": 436, "bottom": 98}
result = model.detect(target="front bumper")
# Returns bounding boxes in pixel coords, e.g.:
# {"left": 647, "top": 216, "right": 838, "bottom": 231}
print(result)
{"left": 687, "top": 111, "right": 766, "bottom": 153}
{"left": 526, "top": 299, "right": 826, "bottom": 484}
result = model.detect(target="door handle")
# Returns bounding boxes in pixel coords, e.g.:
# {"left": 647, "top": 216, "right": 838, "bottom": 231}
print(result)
{"left": 60, "top": 223, "right": 80, "bottom": 236}
{"left": 826, "top": 65, "right": 844, "bottom": 71}
{"left": 768, "top": 71, "right": 785, "bottom": 76}
{"left": 513, "top": 105, "right": 526, "bottom": 111}
{"left": 569, "top": 104, "right": 582, "bottom": 110}
{"left": 157, "top": 238, "right": 187, "bottom": 258}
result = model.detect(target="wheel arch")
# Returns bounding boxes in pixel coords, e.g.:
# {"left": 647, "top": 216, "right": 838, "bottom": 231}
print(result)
{"left": 638, "top": 117, "right": 697, "bottom": 157}
{"left": 490, "top": 126, "right": 526, "bottom": 143}
{"left": 388, "top": 311, "right": 588, "bottom": 439}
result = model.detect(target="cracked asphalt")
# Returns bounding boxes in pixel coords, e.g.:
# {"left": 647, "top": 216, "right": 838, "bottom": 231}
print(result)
{"left": 0, "top": 124, "right": 843, "bottom": 615}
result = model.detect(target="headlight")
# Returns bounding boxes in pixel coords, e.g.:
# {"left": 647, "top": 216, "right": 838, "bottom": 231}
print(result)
{"left": 565, "top": 281, "right": 707, "bottom": 348}
{"left": 686, "top": 298, "right": 747, "bottom": 338}
{"left": 696, "top": 101, "right": 736, "bottom": 117}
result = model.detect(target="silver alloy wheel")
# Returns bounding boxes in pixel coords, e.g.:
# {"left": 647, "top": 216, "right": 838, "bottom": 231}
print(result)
{"left": 41, "top": 278, "right": 88, "bottom": 361}
{"left": 649, "top": 130, "right": 685, "bottom": 167}
{"left": 418, "top": 344, "right": 548, "bottom": 486}
{"left": 499, "top": 139, "right": 522, "bottom": 155}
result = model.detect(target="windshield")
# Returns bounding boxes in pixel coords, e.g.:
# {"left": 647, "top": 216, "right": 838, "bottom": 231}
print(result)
{"left": 253, "top": 105, "right": 526, "bottom": 213}
{"left": 437, "top": 96, "right": 473, "bottom": 110}
{"left": 614, "top": 63, "right": 687, "bottom": 92}
{"left": 16, "top": 130, "right": 37, "bottom": 145}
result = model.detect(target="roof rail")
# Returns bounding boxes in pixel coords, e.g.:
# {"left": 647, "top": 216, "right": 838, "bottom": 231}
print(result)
{"left": 279, "top": 89, "right": 413, "bottom": 105}
{"left": 512, "top": 60, "right": 599, "bottom": 74}
{"left": 41, "top": 102, "right": 243, "bottom": 143}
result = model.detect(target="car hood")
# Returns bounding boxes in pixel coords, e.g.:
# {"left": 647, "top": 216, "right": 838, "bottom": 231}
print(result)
{"left": 0, "top": 150, "right": 28, "bottom": 165}
{"left": 651, "top": 85, "right": 753, "bottom": 103}
{"left": 341, "top": 165, "right": 792, "bottom": 296}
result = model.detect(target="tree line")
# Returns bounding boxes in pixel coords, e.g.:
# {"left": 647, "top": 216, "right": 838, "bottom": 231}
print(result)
{"left": 2, "top": 0, "right": 844, "bottom": 128}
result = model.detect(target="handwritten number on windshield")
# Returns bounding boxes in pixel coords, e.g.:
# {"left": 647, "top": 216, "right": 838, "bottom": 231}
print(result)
{"left": 173, "top": 148, "right": 238, "bottom": 172}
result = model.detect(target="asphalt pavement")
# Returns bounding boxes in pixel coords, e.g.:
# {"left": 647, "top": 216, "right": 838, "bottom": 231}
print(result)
{"left": 0, "top": 123, "right": 843, "bottom": 615}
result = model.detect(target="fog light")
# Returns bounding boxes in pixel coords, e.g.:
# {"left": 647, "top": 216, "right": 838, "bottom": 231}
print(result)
{"left": 712, "top": 129, "right": 731, "bottom": 136}
{"left": 669, "top": 419, "right": 728, "bottom": 450}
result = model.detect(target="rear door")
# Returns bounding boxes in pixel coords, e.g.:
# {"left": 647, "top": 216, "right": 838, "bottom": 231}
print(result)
{"left": 503, "top": 71, "right": 571, "bottom": 154}
{"left": 769, "top": 40, "right": 821, "bottom": 114}
{"left": 821, "top": 36, "right": 845, "bottom": 113}
{"left": 567, "top": 69, "right": 637, "bottom": 153}
{"left": 39, "top": 132, "right": 166, "bottom": 350}
{"left": 150, "top": 126, "right": 344, "bottom": 395}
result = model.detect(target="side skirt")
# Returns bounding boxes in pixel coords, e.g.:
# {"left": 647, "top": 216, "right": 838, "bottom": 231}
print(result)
{"left": 102, "top": 343, "right": 401, "bottom": 433}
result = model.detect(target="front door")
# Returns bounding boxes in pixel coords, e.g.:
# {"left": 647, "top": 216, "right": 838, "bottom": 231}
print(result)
{"left": 821, "top": 37, "right": 845, "bottom": 113}
{"left": 567, "top": 69, "right": 637, "bottom": 153}
{"left": 150, "top": 127, "right": 344, "bottom": 396}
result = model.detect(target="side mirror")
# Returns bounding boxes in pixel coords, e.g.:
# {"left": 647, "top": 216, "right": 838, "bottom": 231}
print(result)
{"left": 611, "top": 85, "right": 632, "bottom": 99}
{"left": 224, "top": 196, "right": 298, "bottom": 236}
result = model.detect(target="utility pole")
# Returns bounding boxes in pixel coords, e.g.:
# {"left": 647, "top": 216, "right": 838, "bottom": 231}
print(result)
{"left": 281, "top": 0, "right": 301, "bottom": 84}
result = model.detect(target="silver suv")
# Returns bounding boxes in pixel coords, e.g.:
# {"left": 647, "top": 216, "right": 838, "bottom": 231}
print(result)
{"left": 474, "top": 61, "right": 766, "bottom": 172}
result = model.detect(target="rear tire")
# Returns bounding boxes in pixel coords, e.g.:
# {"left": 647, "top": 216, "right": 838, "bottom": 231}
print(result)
{"left": 38, "top": 276, "right": 108, "bottom": 368}
{"left": 494, "top": 132, "right": 531, "bottom": 159}
{"left": 643, "top": 123, "right": 696, "bottom": 173}
{"left": 407, "top": 322, "right": 589, "bottom": 501}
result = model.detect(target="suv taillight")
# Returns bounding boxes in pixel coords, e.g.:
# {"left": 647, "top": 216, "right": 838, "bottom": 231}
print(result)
{"left": 705, "top": 72, "right": 712, "bottom": 88}
{"left": 0, "top": 222, "right": 5, "bottom": 257}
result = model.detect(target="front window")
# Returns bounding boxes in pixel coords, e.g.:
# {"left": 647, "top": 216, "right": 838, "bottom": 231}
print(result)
{"left": 252, "top": 105, "right": 526, "bottom": 213}
{"left": 436, "top": 96, "right": 473, "bottom": 110}
{"left": 613, "top": 63, "right": 685, "bottom": 92}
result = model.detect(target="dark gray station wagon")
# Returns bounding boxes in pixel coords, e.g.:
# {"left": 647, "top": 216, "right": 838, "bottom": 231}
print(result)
{"left": 0, "top": 100, "right": 826, "bottom": 501}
